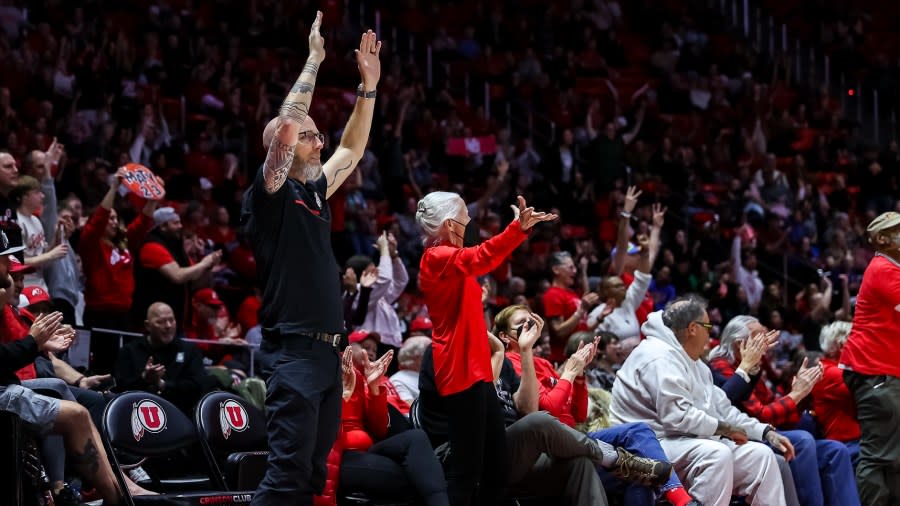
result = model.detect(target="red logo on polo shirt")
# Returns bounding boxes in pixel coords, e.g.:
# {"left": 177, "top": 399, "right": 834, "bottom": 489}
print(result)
{"left": 219, "top": 400, "right": 249, "bottom": 440}
{"left": 131, "top": 400, "right": 167, "bottom": 441}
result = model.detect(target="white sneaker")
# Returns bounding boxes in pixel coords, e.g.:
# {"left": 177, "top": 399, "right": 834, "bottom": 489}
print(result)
{"left": 127, "top": 465, "right": 151, "bottom": 484}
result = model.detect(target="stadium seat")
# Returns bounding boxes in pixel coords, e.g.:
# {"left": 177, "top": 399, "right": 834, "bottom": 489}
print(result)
{"left": 0, "top": 411, "right": 25, "bottom": 505}
{"left": 102, "top": 392, "right": 256, "bottom": 505}
{"left": 195, "top": 391, "right": 269, "bottom": 491}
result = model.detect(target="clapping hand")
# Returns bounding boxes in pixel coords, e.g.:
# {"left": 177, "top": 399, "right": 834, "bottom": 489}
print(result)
{"left": 788, "top": 357, "right": 824, "bottom": 403}
{"left": 29, "top": 312, "right": 67, "bottom": 352}
{"left": 511, "top": 195, "right": 558, "bottom": 231}
{"left": 341, "top": 350, "right": 357, "bottom": 401}
{"left": 738, "top": 329, "right": 778, "bottom": 375}
{"left": 364, "top": 350, "right": 394, "bottom": 393}
{"left": 360, "top": 269, "right": 378, "bottom": 288}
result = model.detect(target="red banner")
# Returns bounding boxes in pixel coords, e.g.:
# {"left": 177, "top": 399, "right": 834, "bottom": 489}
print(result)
{"left": 446, "top": 136, "right": 497, "bottom": 156}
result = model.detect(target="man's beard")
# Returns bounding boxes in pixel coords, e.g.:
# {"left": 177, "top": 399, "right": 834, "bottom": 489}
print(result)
{"left": 292, "top": 157, "right": 323, "bottom": 181}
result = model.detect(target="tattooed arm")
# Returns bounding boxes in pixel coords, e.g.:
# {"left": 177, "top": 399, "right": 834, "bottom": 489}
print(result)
{"left": 263, "top": 11, "right": 325, "bottom": 194}
{"left": 323, "top": 29, "right": 383, "bottom": 199}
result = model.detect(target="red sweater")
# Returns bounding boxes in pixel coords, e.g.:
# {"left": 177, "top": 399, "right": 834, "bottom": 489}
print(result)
{"left": 506, "top": 351, "right": 588, "bottom": 427}
{"left": 812, "top": 357, "right": 861, "bottom": 442}
{"left": 419, "top": 221, "right": 527, "bottom": 395}
{"left": 78, "top": 207, "right": 154, "bottom": 312}
{"left": 840, "top": 254, "right": 900, "bottom": 377}
{"left": 542, "top": 285, "right": 588, "bottom": 364}
{"left": 0, "top": 304, "right": 36, "bottom": 380}
{"left": 709, "top": 357, "right": 800, "bottom": 428}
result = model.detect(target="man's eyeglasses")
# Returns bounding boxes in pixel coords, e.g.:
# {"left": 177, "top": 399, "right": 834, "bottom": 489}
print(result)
{"left": 298, "top": 131, "right": 326, "bottom": 145}
{"left": 693, "top": 321, "right": 713, "bottom": 330}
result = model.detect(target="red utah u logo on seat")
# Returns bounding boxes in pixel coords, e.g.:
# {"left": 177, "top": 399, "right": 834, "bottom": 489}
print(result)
{"left": 220, "top": 400, "right": 250, "bottom": 440}
{"left": 131, "top": 400, "right": 167, "bottom": 441}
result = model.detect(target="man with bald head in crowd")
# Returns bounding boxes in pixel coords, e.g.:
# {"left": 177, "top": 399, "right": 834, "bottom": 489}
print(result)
{"left": 113, "top": 302, "right": 215, "bottom": 414}
{"left": 241, "top": 11, "right": 383, "bottom": 505}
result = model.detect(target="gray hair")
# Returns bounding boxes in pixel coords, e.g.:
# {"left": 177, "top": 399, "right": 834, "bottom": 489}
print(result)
{"left": 662, "top": 295, "right": 708, "bottom": 340}
{"left": 819, "top": 321, "right": 852, "bottom": 357}
{"left": 710, "top": 315, "right": 759, "bottom": 362}
{"left": 398, "top": 336, "right": 432, "bottom": 368}
{"left": 549, "top": 251, "right": 573, "bottom": 267}
{"left": 415, "top": 191, "right": 464, "bottom": 245}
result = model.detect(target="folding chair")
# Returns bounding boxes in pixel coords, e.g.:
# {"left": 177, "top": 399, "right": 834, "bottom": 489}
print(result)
{"left": 102, "top": 392, "right": 256, "bottom": 505}
{"left": 194, "top": 391, "right": 268, "bottom": 491}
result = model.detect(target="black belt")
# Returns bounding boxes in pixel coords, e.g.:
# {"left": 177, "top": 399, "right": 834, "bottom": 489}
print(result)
{"left": 301, "top": 332, "right": 343, "bottom": 348}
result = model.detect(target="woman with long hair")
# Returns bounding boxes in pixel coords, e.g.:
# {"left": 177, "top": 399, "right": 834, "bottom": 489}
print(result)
{"left": 415, "top": 191, "right": 555, "bottom": 505}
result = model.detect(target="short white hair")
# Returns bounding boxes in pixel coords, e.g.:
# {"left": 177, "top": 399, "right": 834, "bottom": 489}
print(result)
{"left": 415, "top": 191, "right": 464, "bottom": 245}
{"left": 709, "top": 315, "right": 759, "bottom": 362}
{"left": 819, "top": 321, "right": 852, "bottom": 356}
{"left": 398, "top": 336, "right": 432, "bottom": 368}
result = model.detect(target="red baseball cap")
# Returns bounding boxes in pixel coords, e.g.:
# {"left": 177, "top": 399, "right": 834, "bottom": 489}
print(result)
{"left": 349, "top": 329, "right": 380, "bottom": 344}
{"left": 193, "top": 288, "right": 224, "bottom": 307}
{"left": 9, "top": 256, "right": 35, "bottom": 274}
{"left": 410, "top": 315, "right": 433, "bottom": 332}
{"left": 23, "top": 286, "right": 50, "bottom": 306}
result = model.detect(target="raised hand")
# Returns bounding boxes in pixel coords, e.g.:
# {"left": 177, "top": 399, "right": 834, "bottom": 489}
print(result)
{"left": 354, "top": 29, "right": 382, "bottom": 90}
{"left": 738, "top": 329, "right": 777, "bottom": 374}
{"left": 374, "top": 231, "right": 390, "bottom": 255}
{"left": 788, "top": 357, "right": 824, "bottom": 402}
{"left": 517, "top": 313, "right": 545, "bottom": 351}
{"left": 651, "top": 203, "right": 667, "bottom": 228}
{"left": 623, "top": 186, "right": 642, "bottom": 214}
{"left": 341, "top": 350, "right": 356, "bottom": 401}
{"left": 510, "top": 195, "right": 558, "bottom": 232}
{"left": 308, "top": 11, "right": 325, "bottom": 61}
{"left": 387, "top": 232, "right": 399, "bottom": 258}
{"left": 365, "top": 349, "right": 393, "bottom": 388}
{"left": 360, "top": 270, "right": 378, "bottom": 288}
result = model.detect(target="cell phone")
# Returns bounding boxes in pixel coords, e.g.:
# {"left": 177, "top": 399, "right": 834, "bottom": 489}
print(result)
{"left": 516, "top": 319, "right": 534, "bottom": 336}
{"left": 95, "top": 376, "right": 117, "bottom": 391}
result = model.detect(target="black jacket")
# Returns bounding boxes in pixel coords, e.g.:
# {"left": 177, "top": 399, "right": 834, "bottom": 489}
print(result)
{"left": 0, "top": 335, "right": 39, "bottom": 386}
{"left": 113, "top": 336, "right": 216, "bottom": 414}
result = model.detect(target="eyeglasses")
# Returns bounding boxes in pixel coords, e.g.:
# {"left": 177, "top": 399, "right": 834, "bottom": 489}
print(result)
{"left": 693, "top": 321, "right": 713, "bottom": 330}
{"left": 298, "top": 130, "right": 326, "bottom": 145}
{"left": 449, "top": 218, "right": 468, "bottom": 228}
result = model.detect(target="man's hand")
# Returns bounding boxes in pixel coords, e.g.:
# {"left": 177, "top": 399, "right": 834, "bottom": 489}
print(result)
{"left": 46, "top": 243, "right": 69, "bottom": 261}
{"left": 788, "top": 357, "right": 824, "bottom": 403}
{"left": 580, "top": 292, "right": 600, "bottom": 312}
{"left": 78, "top": 374, "right": 112, "bottom": 390}
{"left": 387, "top": 232, "right": 399, "bottom": 258}
{"left": 623, "top": 186, "right": 642, "bottom": 214}
{"left": 42, "top": 321, "right": 74, "bottom": 353}
{"left": 354, "top": 29, "right": 382, "bottom": 90}
{"left": 715, "top": 421, "right": 749, "bottom": 444}
{"left": 341, "top": 350, "right": 356, "bottom": 401}
{"left": 201, "top": 250, "right": 223, "bottom": 269}
{"left": 374, "top": 231, "right": 390, "bottom": 256}
{"left": 766, "top": 430, "right": 796, "bottom": 461}
{"left": 511, "top": 195, "right": 558, "bottom": 231}
{"left": 141, "top": 357, "right": 166, "bottom": 386}
{"left": 46, "top": 137, "right": 65, "bottom": 167}
{"left": 308, "top": 11, "right": 325, "bottom": 62}
{"left": 29, "top": 312, "right": 65, "bottom": 350}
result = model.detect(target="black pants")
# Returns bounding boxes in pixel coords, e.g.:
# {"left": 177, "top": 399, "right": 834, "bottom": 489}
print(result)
{"left": 844, "top": 370, "right": 900, "bottom": 506}
{"left": 443, "top": 381, "right": 507, "bottom": 506}
{"left": 251, "top": 336, "right": 341, "bottom": 506}
{"left": 341, "top": 429, "right": 448, "bottom": 506}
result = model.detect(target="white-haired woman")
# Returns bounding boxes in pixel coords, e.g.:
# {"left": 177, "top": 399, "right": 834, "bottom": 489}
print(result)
{"left": 415, "top": 191, "right": 555, "bottom": 506}
{"left": 811, "top": 321, "right": 860, "bottom": 465}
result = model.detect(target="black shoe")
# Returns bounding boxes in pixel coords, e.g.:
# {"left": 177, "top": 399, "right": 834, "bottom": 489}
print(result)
{"left": 612, "top": 447, "right": 672, "bottom": 488}
{"left": 686, "top": 500, "right": 703, "bottom": 506}
{"left": 53, "top": 483, "right": 83, "bottom": 506}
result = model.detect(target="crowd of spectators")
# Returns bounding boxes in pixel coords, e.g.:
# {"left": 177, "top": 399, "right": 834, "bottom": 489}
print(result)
{"left": 0, "top": 0, "right": 897, "bottom": 504}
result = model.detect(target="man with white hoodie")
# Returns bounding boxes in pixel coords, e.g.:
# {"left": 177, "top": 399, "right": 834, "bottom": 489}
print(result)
{"left": 611, "top": 295, "right": 793, "bottom": 506}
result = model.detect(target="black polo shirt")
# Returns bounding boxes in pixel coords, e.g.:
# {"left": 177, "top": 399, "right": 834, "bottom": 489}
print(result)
{"left": 243, "top": 166, "right": 344, "bottom": 336}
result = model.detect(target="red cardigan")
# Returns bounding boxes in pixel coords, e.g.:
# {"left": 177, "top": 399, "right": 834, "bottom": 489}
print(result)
{"left": 506, "top": 351, "right": 588, "bottom": 427}
{"left": 811, "top": 357, "right": 861, "bottom": 442}
{"left": 78, "top": 206, "right": 153, "bottom": 312}
{"left": 419, "top": 221, "right": 528, "bottom": 395}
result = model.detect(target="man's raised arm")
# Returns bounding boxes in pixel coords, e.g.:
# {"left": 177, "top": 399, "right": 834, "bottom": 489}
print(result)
{"left": 263, "top": 11, "right": 325, "bottom": 194}
{"left": 323, "top": 29, "right": 382, "bottom": 199}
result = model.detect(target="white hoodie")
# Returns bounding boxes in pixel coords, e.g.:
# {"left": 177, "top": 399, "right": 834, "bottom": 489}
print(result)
{"left": 610, "top": 311, "right": 768, "bottom": 441}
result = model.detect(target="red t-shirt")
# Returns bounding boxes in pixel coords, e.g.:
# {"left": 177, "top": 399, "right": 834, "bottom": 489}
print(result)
{"left": 236, "top": 295, "right": 261, "bottom": 334}
{"left": 840, "top": 255, "right": 900, "bottom": 377}
{"left": 139, "top": 242, "right": 176, "bottom": 268}
{"left": 341, "top": 368, "right": 388, "bottom": 451}
{"left": 419, "top": 221, "right": 528, "bottom": 396}
{"left": 505, "top": 351, "right": 588, "bottom": 427}
{"left": 812, "top": 358, "right": 861, "bottom": 442}
{"left": 542, "top": 285, "right": 587, "bottom": 363}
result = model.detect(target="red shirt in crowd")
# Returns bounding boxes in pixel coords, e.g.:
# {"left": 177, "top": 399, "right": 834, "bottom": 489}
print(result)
{"left": 709, "top": 356, "right": 801, "bottom": 428}
{"left": 840, "top": 254, "right": 900, "bottom": 377}
{"left": 812, "top": 357, "right": 861, "bottom": 442}
{"left": 0, "top": 304, "right": 36, "bottom": 380}
{"left": 419, "top": 221, "right": 528, "bottom": 396}
{"left": 340, "top": 368, "right": 389, "bottom": 452}
{"left": 139, "top": 242, "right": 179, "bottom": 269}
{"left": 236, "top": 294, "right": 261, "bottom": 334}
{"left": 542, "top": 285, "right": 588, "bottom": 363}
{"left": 505, "top": 351, "right": 588, "bottom": 427}
{"left": 78, "top": 207, "right": 154, "bottom": 312}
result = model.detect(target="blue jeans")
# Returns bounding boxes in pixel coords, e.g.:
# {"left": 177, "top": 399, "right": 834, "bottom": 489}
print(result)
{"left": 779, "top": 429, "right": 860, "bottom": 506}
{"left": 589, "top": 422, "right": 679, "bottom": 506}
{"left": 252, "top": 336, "right": 341, "bottom": 506}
